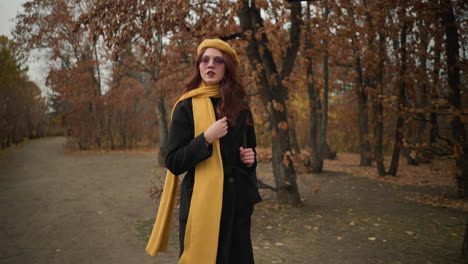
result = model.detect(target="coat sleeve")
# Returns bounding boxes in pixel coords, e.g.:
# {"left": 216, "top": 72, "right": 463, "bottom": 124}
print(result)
{"left": 246, "top": 108, "right": 258, "bottom": 171}
{"left": 244, "top": 107, "right": 263, "bottom": 204}
{"left": 165, "top": 99, "right": 213, "bottom": 175}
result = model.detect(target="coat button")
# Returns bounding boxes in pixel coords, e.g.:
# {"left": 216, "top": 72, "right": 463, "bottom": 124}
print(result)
{"left": 228, "top": 177, "right": 235, "bottom": 183}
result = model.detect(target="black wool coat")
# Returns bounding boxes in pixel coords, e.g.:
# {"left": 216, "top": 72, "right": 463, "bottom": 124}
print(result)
{"left": 165, "top": 97, "right": 262, "bottom": 264}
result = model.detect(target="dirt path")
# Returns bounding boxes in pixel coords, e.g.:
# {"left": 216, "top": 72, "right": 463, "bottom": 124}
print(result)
{"left": 1, "top": 137, "right": 466, "bottom": 264}
{"left": 0, "top": 137, "right": 161, "bottom": 264}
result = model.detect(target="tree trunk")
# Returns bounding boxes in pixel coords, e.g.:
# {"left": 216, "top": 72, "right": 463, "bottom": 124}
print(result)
{"left": 441, "top": 0, "right": 468, "bottom": 198}
{"left": 153, "top": 33, "right": 168, "bottom": 166}
{"left": 402, "top": 147, "right": 418, "bottom": 165}
{"left": 288, "top": 113, "right": 301, "bottom": 154}
{"left": 239, "top": 0, "right": 302, "bottom": 206}
{"left": 357, "top": 0, "right": 373, "bottom": 167}
{"left": 388, "top": 21, "right": 408, "bottom": 176}
{"left": 106, "top": 110, "right": 115, "bottom": 150}
{"left": 358, "top": 93, "right": 371, "bottom": 166}
{"left": 156, "top": 97, "right": 169, "bottom": 166}
{"left": 402, "top": 19, "right": 421, "bottom": 166}
{"left": 137, "top": 33, "right": 167, "bottom": 165}
{"left": 462, "top": 215, "right": 468, "bottom": 259}
{"left": 271, "top": 119, "right": 302, "bottom": 206}
{"left": 318, "top": 48, "right": 329, "bottom": 162}
{"left": 413, "top": 17, "right": 430, "bottom": 164}
{"left": 354, "top": 54, "right": 372, "bottom": 166}
{"left": 430, "top": 28, "right": 442, "bottom": 146}
{"left": 319, "top": 4, "right": 332, "bottom": 162}
{"left": 307, "top": 65, "right": 323, "bottom": 172}
{"left": 350, "top": 16, "right": 372, "bottom": 167}
{"left": 305, "top": 1, "right": 323, "bottom": 172}
{"left": 374, "top": 33, "right": 386, "bottom": 176}
{"left": 321, "top": 142, "right": 336, "bottom": 160}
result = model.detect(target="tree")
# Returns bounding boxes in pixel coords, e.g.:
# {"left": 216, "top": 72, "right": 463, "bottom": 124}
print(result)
{"left": 0, "top": 35, "right": 47, "bottom": 148}
{"left": 438, "top": 0, "right": 467, "bottom": 258}
{"left": 340, "top": 0, "right": 374, "bottom": 166}
{"left": 330, "top": 0, "right": 386, "bottom": 175}
{"left": 238, "top": 0, "right": 303, "bottom": 206}
{"left": 318, "top": 0, "right": 331, "bottom": 162}
{"left": 440, "top": 0, "right": 467, "bottom": 198}
{"left": 304, "top": 1, "right": 323, "bottom": 172}
{"left": 14, "top": 0, "right": 105, "bottom": 150}
{"left": 387, "top": 5, "right": 409, "bottom": 176}
{"left": 76, "top": 0, "right": 186, "bottom": 160}
{"left": 14, "top": 0, "right": 160, "bottom": 150}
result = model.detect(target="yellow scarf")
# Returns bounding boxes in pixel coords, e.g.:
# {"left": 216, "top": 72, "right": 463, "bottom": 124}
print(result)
{"left": 146, "top": 83, "right": 224, "bottom": 264}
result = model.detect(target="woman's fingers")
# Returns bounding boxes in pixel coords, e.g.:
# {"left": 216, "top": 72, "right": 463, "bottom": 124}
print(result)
{"left": 240, "top": 147, "right": 255, "bottom": 167}
{"left": 204, "top": 117, "right": 228, "bottom": 143}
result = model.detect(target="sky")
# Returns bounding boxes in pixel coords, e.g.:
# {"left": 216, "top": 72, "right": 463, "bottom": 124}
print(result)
{"left": 0, "top": 0, "right": 49, "bottom": 97}
{"left": 0, "top": 0, "right": 25, "bottom": 39}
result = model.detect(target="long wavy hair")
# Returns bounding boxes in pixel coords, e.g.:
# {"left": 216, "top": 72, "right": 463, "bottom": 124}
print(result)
{"left": 185, "top": 48, "right": 247, "bottom": 125}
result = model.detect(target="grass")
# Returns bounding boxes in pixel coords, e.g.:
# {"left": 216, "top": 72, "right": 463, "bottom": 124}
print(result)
{"left": 135, "top": 218, "right": 155, "bottom": 242}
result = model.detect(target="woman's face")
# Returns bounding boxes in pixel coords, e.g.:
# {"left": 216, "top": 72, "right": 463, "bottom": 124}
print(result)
{"left": 199, "top": 48, "right": 226, "bottom": 86}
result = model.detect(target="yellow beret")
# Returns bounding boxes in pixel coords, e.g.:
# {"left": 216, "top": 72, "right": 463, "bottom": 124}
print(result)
{"left": 197, "top": 39, "right": 240, "bottom": 68}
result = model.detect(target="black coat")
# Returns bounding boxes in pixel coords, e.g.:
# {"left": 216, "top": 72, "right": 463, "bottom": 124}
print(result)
{"left": 165, "top": 97, "right": 262, "bottom": 263}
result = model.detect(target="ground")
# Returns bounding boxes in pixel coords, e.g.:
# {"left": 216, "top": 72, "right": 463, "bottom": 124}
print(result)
{"left": 0, "top": 137, "right": 466, "bottom": 264}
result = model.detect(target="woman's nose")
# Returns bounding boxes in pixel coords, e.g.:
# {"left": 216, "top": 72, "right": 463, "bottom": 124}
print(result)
{"left": 207, "top": 59, "right": 215, "bottom": 67}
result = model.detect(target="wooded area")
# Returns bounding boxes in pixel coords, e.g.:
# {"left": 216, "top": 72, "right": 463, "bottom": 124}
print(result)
{"left": 6, "top": 0, "right": 467, "bottom": 205}
{"left": 0, "top": 35, "right": 48, "bottom": 148}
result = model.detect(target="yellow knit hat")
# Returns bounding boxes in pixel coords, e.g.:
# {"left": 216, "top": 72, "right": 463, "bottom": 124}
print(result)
{"left": 197, "top": 39, "right": 240, "bottom": 68}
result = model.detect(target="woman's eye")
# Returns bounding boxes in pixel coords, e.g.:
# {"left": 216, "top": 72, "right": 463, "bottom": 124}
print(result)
{"left": 200, "top": 56, "right": 225, "bottom": 65}
{"left": 214, "top": 57, "right": 225, "bottom": 64}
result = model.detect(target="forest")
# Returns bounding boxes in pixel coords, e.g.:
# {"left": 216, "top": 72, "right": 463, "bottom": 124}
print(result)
{"left": 1, "top": 0, "right": 467, "bottom": 258}
{"left": 4, "top": 0, "right": 465, "bottom": 201}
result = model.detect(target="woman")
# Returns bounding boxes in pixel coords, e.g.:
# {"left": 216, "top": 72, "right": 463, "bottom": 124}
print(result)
{"left": 146, "top": 39, "right": 262, "bottom": 264}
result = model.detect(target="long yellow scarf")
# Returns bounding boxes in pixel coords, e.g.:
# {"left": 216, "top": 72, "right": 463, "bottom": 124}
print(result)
{"left": 146, "top": 83, "right": 224, "bottom": 264}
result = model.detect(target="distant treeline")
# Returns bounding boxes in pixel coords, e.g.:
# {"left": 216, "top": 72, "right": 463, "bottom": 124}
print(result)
{"left": 0, "top": 35, "right": 48, "bottom": 149}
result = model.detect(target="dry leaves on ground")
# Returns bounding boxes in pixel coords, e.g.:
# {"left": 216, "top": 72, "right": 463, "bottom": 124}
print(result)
{"left": 406, "top": 194, "right": 468, "bottom": 212}
{"left": 257, "top": 148, "right": 468, "bottom": 212}
{"left": 325, "top": 153, "right": 455, "bottom": 187}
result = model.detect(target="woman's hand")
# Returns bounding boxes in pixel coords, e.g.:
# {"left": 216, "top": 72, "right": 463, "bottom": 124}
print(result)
{"left": 204, "top": 117, "right": 228, "bottom": 144}
{"left": 239, "top": 147, "right": 255, "bottom": 167}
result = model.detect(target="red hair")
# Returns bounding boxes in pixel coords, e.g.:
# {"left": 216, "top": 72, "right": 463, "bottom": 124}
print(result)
{"left": 185, "top": 48, "right": 247, "bottom": 125}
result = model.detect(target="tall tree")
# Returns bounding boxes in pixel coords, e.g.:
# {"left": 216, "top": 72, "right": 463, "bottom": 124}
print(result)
{"left": 412, "top": 5, "right": 433, "bottom": 164}
{"left": 388, "top": 11, "right": 409, "bottom": 176}
{"left": 373, "top": 29, "right": 387, "bottom": 176}
{"left": 77, "top": 0, "right": 189, "bottom": 160}
{"left": 238, "top": 0, "right": 303, "bottom": 206}
{"left": 14, "top": 0, "right": 105, "bottom": 150}
{"left": 440, "top": 0, "right": 467, "bottom": 198}
{"left": 319, "top": 0, "right": 332, "bottom": 162}
{"left": 345, "top": 0, "right": 373, "bottom": 166}
{"left": 0, "top": 35, "right": 47, "bottom": 148}
{"left": 438, "top": 0, "right": 468, "bottom": 258}
{"left": 304, "top": 1, "right": 323, "bottom": 172}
